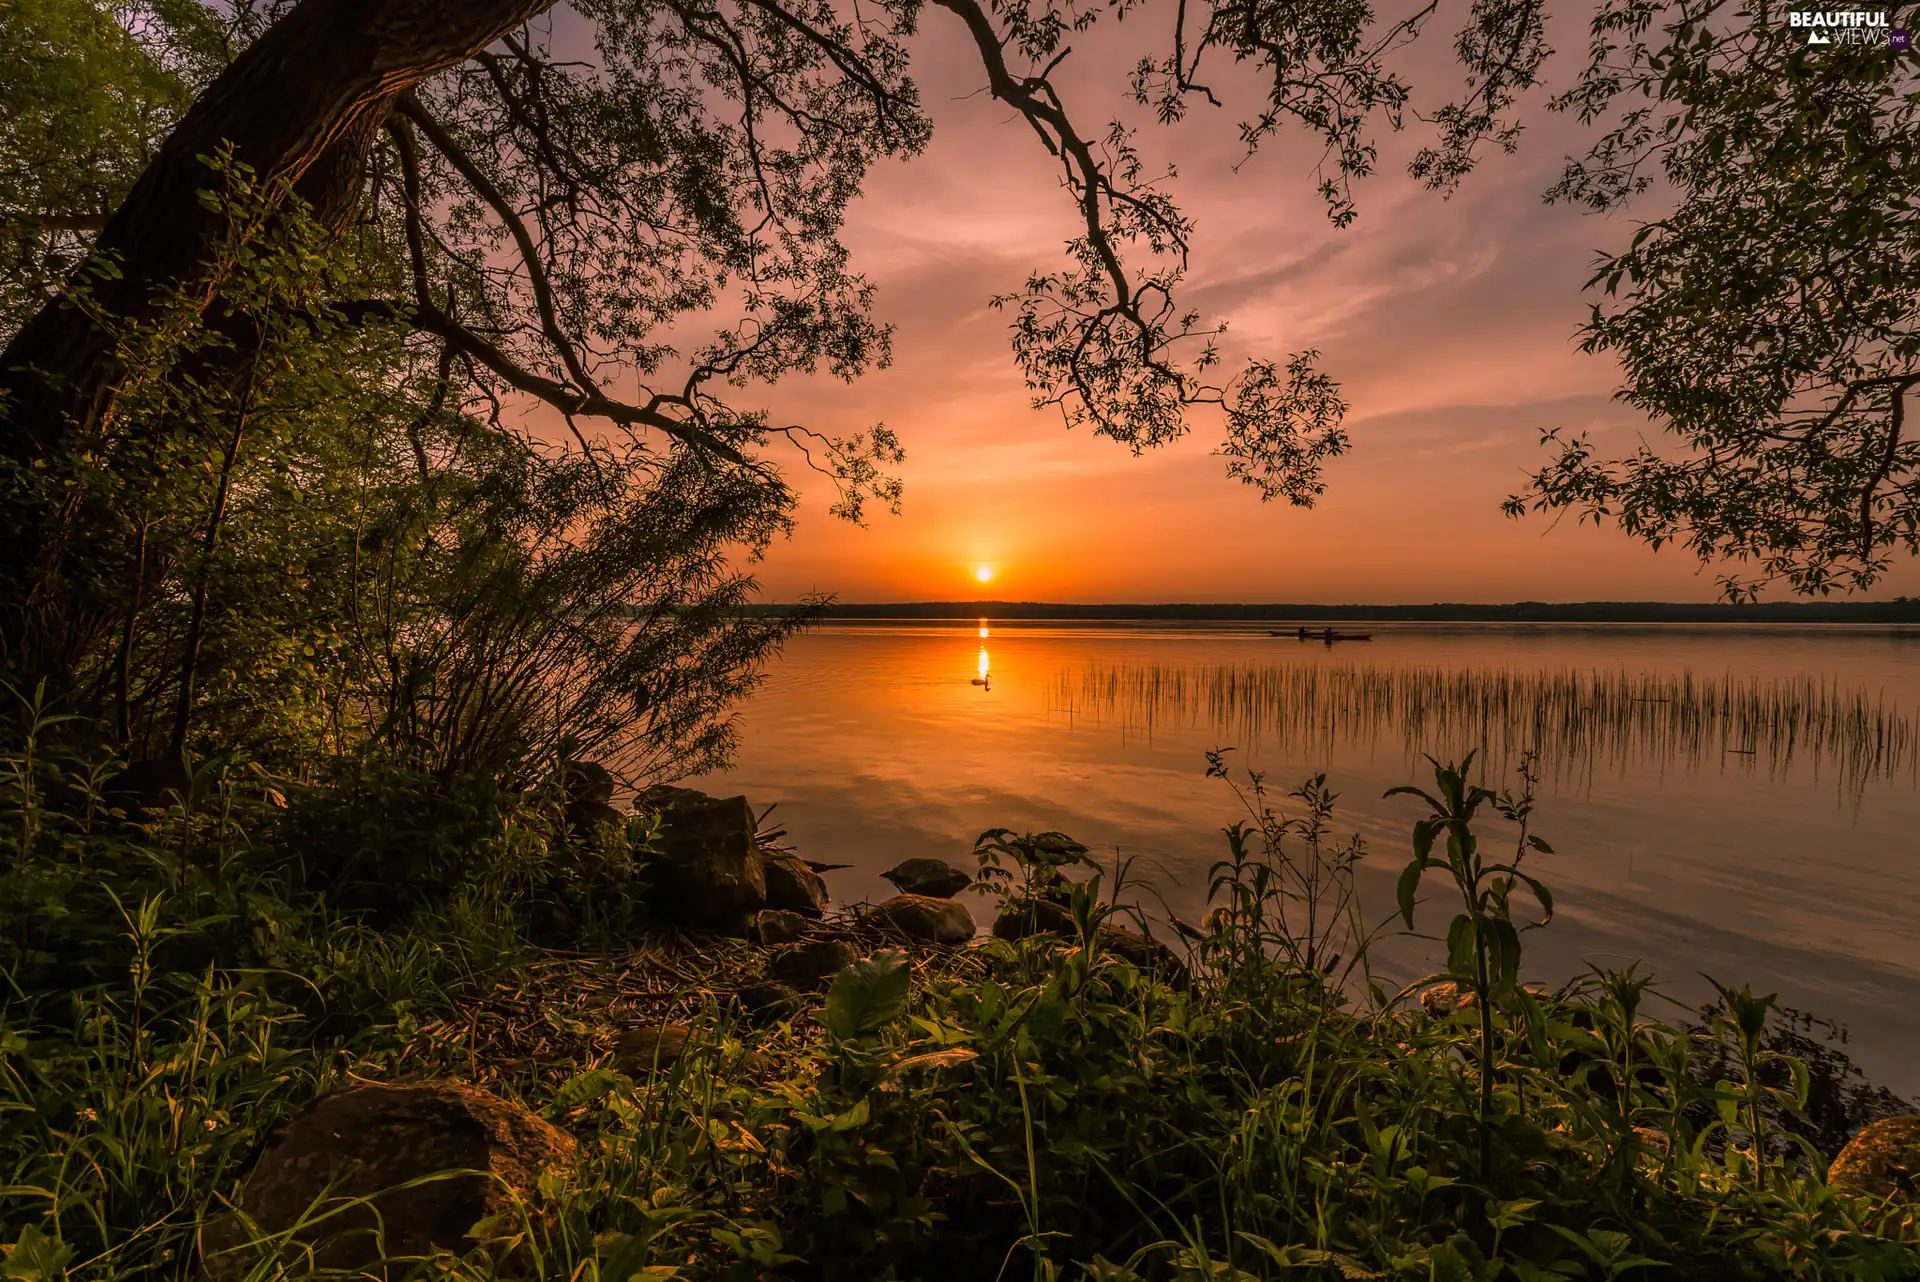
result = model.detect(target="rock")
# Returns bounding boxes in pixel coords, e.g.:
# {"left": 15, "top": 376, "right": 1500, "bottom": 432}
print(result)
{"left": 1829, "top": 1115, "right": 1920, "bottom": 1201}
{"left": 202, "top": 1082, "right": 575, "bottom": 1278}
{"left": 634, "top": 783, "right": 712, "bottom": 814}
{"left": 763, "top": 853, "right": 829, "bottom": 916}
{"left": 732, "top": 982, "right": 803, "bottom": 1023}
{"left": 881, "top": 857, "right": 974, "bottom": 899}
{"left": 643, "top": 794, "right": 766, "bottom": 928}
{"left": 527, "top": 893, "right": 575, "bottom": 943}
{"left": 561, "top": 761, "right": 616, "bottom": 806}
{"left": 565, "top": 799, "right": 626, "bottom": 833}
{"left": 991, "top": 898, "right": 1073, "bottom": 941}
{"left": 613, "top": 1023, "right": 692, "bottom": 1073}
{"left": 752, "top": 908, "right": 810, "bottom": 945}
{"left": 1097, "top": 923, "right": 1187, "bottom": 980}
{"left": 1419, "top": 982, "right": 1478, "bottom": 1018}
{"left": 872, "top": 894, "right": 975, "bottom": 945}
{"left": 768, "top": 940, "right": 858, "bottom": 989}
{"left": 991, "top": 903, "right": 1183, "bottom": 978}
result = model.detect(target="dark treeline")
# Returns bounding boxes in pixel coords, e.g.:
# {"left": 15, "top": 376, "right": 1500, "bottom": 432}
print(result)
{"left": 747, "top": 599, "right": 1920, "bottom": 623}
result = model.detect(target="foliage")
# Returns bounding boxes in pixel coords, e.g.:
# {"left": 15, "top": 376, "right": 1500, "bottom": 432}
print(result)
{"left": 0, "top": 146, "right": 809, "bottom": 785}
{"left": 0, "top": 0, "right": 231, "bottom": 326}
{"left": 5, "top": 727, "right": 1917, "bottom": 1281}
{"left": 1390, "top": 750, "right": 1555, "bottom": 1178}
{"left": 973, "top": 828, "right": 1097, "bottom": 906}
{"left": 1200, "top": 749, "right": 1371, "bottom": 983}
{"left": 1507, "top": 3, "right": 1920, "bottom": 598}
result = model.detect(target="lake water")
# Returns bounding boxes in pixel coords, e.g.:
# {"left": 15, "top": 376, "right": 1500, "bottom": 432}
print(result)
{"left": 684, "top": 621, "right": 1920, "bottom": 1095}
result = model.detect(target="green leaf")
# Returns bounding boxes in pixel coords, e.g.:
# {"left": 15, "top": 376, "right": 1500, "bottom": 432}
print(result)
{"left": 1488, "top": 917, "right": 1522, "bottom": 994}
{"left": 825, "top": 948, "right": 910, "bottom": 1040}
{"left": 1445, "top": 914, "right": 1476, "bottom": 979}
{"left": 828, "top": 1097, "right": 871, "bottom": 1131}
{"left": 887, "top": 1047, "right": 980, "bottom": 1078}
{"left": 1517, "top": 872, "right": 1554, "bottom": 925}
{"left": 553, "top": 1068, "right": 625, "bottom": 1111}
{"left": 1396, "top": 857, "right": 1426, "bottom": 929}
{"left": 2, "top": 1226, "right": 73, "bottom": 1282}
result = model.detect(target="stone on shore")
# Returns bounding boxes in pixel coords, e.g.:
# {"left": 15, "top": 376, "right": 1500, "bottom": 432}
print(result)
{"left": 991, "top": 897, "right": 1073, "bottom": 941}
{"left": 769, "top": 939, "right": 859, "bottom": 989}
{"left": 1829, "top": 1115, "right": 1920, "bottom": 1202}
{"left": 634, "top": 783, "right": 712, "bottom": 814}
{"left": 751, "top": 908, "right": 811, "bottom": 945}
{"left": 203, "top": 1082, "right": 575, "bottom": 1278}
{"left": 881, "top": 857, "right": 974, "bottom": 899}
{"left": 872, "top": 894, "right": 975, "bottom": 945}
{"left": 732, "top": 981, "right": 803, "bottom": 1023}
{"left": 764, "top": 853, "right": 829, "bottom": 916}
{"left": 993, "top": 901, "right": 1182, "bottom": 977}
{"left": 643, "top": 794, "right": 766, "bottom": 928}
{"left": 1097, "top": 923, "right": 1187, "bottom": 978}
{"left": 613, "top": 1023, "right": 692, "bottom": 1073}
{"left": 562, "top": 761, "right": 615, "bottom": 806}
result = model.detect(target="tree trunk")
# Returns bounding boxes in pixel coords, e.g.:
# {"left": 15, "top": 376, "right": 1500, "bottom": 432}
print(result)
{"left": 0, "top": 0, "right": 555, "bottom": 680}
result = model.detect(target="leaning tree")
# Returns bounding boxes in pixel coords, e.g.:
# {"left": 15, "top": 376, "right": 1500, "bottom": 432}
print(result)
{"left": 0, "top": 0, "right": 1913, "bottom": 753}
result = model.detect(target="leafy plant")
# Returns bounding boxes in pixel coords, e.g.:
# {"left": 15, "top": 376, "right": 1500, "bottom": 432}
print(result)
{"left": 1389, "top": 750, "right": 1556, "bottom": 1181}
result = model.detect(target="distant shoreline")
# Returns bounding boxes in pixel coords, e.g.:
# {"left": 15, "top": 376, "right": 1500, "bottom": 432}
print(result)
{"left": 745, "top": 599, "right": 1920, "bottom": 623}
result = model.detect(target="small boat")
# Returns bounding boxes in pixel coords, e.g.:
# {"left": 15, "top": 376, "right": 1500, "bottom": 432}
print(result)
{"left": 1269, "top": 629, "right": 1372, "bottom": 642}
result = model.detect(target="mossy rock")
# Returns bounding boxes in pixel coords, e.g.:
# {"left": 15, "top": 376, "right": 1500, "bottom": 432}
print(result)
{"left": 201, "top": 1082, "right": 575, "bottom": 1279}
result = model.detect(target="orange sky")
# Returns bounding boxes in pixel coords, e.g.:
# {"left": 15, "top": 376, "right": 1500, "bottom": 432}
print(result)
{"left": 617, "top": 15, "right": 1920, "bottom": 604}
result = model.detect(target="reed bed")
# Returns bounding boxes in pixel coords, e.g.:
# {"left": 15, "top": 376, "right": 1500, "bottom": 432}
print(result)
{"left": 1052, "top": 661, "right": 1918, "bottom": 794}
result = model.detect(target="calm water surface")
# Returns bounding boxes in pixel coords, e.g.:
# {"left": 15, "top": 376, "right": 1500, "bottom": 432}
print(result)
{"left": 685, "top": 621, "right": 1920, "bottom": 1094}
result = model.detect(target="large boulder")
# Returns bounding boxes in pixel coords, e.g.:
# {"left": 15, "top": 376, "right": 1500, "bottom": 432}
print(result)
{"left": 561, "top": 761, "right": 615, "bottom": 806}
{"left": 634, "top": 783, "right": 712, "bottom": 814}
{"left": 203, "top": 1082, "right": 575, "bottom": 1278}
{"left": 566, "top": 799, "right": 626, "bottom": 833}
{"left": 1830, "top": 1115, "right": 1920, "bottom": 1201}
{"left": 872, "top": 894, "right": 975, "bottom": 945}
{"left": 764, "top": 853, "right": 829, "bottom": 916}
{"left": 560, "top": 762, "right": 625, "bottom": 832}
{"left": 881, "top": 857, "right": 974, "bottom": 899}
{"left": 644, "top": 794, "right": 767, "bottom": 928}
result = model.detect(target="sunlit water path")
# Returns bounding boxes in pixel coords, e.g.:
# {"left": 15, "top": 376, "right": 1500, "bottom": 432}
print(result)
{"left": 685, "top": 621, "right": 1920, "bottom": 1093}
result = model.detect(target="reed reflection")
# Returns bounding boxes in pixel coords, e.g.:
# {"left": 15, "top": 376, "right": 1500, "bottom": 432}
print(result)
{"left": 1050, "top": 660, "right": 1917, "bottom": 795}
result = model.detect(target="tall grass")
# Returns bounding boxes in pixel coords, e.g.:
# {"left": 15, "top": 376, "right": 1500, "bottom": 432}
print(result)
{"left": 1054, "top": 661, "right": 1917, "bottom": 795}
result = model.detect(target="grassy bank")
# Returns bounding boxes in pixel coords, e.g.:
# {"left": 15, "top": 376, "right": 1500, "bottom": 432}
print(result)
{"left": 3, "top": 718, "right": 1917, "bottom": 1281}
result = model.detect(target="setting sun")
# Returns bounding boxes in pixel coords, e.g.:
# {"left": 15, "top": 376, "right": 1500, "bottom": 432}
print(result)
{"left": 975, "top": 565, "right": 994, "bottom": 583}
